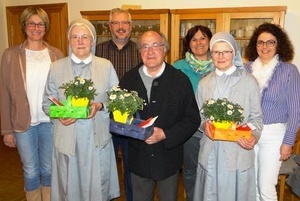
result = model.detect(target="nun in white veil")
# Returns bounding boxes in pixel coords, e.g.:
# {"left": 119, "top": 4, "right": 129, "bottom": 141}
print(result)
{"left": 42, "top": 18, "right": 120, "bottom": 201}
{"left": 193, "top": 32, "right": 263, "bottom": 201}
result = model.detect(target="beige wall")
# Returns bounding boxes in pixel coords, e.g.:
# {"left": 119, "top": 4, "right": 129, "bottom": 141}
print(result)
{"left": 1, "top": 0, "right": 300, "bottom": 69}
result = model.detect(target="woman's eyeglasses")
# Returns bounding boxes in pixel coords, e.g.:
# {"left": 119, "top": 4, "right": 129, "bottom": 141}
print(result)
{"left": 27, "top": 22, "right": 45, "bottom": 28}
{"left": 256, "top": 40, "right": 276, "bottom": 47}
{"left": 211, "top": 50, "right": 233, "bottom": 57}
{"left": 69, "top": 34, "right": 92, "bottom": 42}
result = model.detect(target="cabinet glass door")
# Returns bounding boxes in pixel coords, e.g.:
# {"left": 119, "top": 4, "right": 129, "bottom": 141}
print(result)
{"left": 91, "top": 19, "right": 160, "bottom": 44}
{"left": 230, "top": 18, "right": 273, "bottom": 57}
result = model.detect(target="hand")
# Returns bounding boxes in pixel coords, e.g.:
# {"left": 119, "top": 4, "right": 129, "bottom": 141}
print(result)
{"left": 145, "top": 127, "right": 166, "bottom": 144}
{"left": 280, "top": 144, "right": 292, "bottom": 161}
{"left": 88, "top": 102, "right": 102, "bottom": 118}
{"left": 59, "top": 118, "right": 76, "bottom": 126}
{"left": 237, "top": 135, "right": 256, "bottom": 150}
{"left": 3, "top": 134, "right": 16, "bottom": 148}
{"left": 204, "top": 120, "right": 214, "bottom": 140}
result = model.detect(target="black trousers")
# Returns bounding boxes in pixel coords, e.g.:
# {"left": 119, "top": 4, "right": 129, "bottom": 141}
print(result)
{"left": 131, "top": 171, "right": 179, "bottom": 201}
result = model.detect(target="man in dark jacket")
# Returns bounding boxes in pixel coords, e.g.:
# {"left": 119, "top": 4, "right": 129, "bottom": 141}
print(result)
{"left": 119, "top": 30, "right": 200, "bottom": 201}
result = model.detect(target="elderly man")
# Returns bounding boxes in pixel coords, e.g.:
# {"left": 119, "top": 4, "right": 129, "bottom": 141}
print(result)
{"left": 119, "top": 30, "right": 200, "bottom": 201}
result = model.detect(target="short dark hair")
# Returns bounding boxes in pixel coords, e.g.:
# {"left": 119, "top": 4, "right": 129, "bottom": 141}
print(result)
{"left": 244, "top": 23, "right": 294, "bottom": 62}
{"left": 181, "top": 25, "right": 212, "bottom": 58}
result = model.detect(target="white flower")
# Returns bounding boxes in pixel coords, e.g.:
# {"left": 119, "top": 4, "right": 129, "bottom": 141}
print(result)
{"left": 78, "top": 77, "right": 85, "bottom": 84}
{"left": 227, "top": 104, "right": 233, "bottom": 109}
{"left": 88, "top": 86, "right": 94, "bottom": 90}
{"left": 227, "top": 110, "right": 233, "bottom": 115}
{"left": 208, "top": 100, "right": 215, "bottom": 104}
{"left": 124, "top": 93, "right": 131, "bottom": 97}
{"left": 110, "top": 94, "right": 116, "bottom": 100}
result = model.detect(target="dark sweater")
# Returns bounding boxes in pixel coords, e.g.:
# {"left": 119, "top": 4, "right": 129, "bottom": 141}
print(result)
{"left": 119, "top": 62, "right": 200, "bottom": 180}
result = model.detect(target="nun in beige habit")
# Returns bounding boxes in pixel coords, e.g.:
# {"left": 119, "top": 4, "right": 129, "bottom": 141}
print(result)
{"left": 193, "top": 32, "right": 263, "bottom": 201}
{"left": 42, "top": 18, "right": 120, "bottom": 200}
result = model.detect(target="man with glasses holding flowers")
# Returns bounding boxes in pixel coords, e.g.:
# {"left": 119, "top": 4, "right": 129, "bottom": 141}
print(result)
{"left": 119, "top": 30, "right": 200, "bottom": 201}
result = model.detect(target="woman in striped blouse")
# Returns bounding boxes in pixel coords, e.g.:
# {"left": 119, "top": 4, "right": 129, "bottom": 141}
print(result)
{"left": 244, "top": 22, "right": 300, "bottom": 201}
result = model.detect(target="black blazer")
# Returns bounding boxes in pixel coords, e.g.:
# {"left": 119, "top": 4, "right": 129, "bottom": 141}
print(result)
{"left": 119, "top": 62, "right": 200, "bottom": 180}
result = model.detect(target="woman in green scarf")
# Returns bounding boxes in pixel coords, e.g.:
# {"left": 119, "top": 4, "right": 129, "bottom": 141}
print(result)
{"left": 173, "top": 25, "right": 213, "bottom": 201}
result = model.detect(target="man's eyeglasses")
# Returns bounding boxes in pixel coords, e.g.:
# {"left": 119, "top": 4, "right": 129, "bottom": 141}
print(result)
{"left": 27, "top": 21, "right": 45, "bottom": 28}
{"left": 211, "top": 50, "right": 233, "bottom": 57}
{"left": 139, "top": 43, "right": 165, "bottom": 52}
{"left": 69, "top": 34, "right": 92, "bottom": 42}
{"left": 110, "top": 21, "right": 131, "bottom": 26}
{"left": 256, "top": 40, "right": 276, "bottom": 47}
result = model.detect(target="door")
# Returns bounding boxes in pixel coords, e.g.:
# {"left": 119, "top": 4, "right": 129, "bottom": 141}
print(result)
{"left": 6, "top": 3, "right": 69, "bottom": 55}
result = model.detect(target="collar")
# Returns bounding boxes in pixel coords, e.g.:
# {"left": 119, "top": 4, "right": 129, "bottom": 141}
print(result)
{"left": 142, "top": 62, "right": 166, "bottom": 78}
{"left": 71, "top": 53, "right": 92, "bottom": 64}
{"left": 215, "top": 65, "right": 237, "bottom": 76}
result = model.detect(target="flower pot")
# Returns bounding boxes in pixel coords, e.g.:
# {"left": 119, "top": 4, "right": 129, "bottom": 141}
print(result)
{"left": 71, "top": 97, "right": 89, "bottom": 107}
{"left": 113, "top": 110, "right": 133, "bottom": 124}
{"left": 213, "top": 121, "right": 232, "bottom": 129}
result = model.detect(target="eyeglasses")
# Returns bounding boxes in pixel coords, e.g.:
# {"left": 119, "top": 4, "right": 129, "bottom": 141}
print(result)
{"left": 110, "top": 21, "right": 131, "bottom": 26}
{"left": 27, "top": 21, "right": 45, "bottom": 28}
{"left": 139, "top": 43, "right": 165, "bottom": 52}
{"left": 69, "top": 34, "right": 92, "bottom": 42}
{"left": 256, "top": 40, "right": 276, "bottom": 47}
{"left": 211, "top": 50, "right": 233, "bottom": 57}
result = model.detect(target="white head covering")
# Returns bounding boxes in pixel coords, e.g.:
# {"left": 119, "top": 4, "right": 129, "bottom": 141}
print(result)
{"left": 210, "top": 32, "right": 243, "bottom": 68}
{"left": 68, "top": 18, "right": 96, "bottom": 55}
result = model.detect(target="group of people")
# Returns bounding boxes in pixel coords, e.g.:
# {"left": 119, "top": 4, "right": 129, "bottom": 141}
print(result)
{"left": 0, "top": 6, "right": 299, "bottom": 201}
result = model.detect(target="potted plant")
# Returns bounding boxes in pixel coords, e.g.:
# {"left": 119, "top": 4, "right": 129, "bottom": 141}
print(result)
{"left": 59, "top": 76, "right": 97, "bottom": 106}
{"left": 107, "top": 86, "right": 144, "bottom": 123}
{"left": 201, "top": 98, "right": 244, "bottom": 129}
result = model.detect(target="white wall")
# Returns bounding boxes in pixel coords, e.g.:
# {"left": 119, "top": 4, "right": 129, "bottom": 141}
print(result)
{"left": 1, "top": 0, "right": 300, "bottom": 69}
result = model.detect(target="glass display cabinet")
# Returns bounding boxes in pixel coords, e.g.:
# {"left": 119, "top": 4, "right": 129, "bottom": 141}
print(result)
{"left": 170, "top": 6, "right": 286, "bottom": 63}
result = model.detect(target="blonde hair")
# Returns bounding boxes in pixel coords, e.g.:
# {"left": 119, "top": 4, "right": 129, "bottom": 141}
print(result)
{"left": 20, "top": 7, "right": 50, "bottom": 36}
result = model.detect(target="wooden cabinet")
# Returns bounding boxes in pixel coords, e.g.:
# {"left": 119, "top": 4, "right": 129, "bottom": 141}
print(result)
{"left": 81, "top": 7, "right": 286, "bottom": 64}
{"left": 80, "top": 9, "right": 170, "bottom": 61}
{"left": 170, "top": 6, "right": 286, "bottom": 63}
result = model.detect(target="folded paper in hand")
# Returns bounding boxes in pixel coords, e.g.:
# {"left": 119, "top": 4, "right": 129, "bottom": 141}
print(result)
{"left": 138, "top": 116, "right": 158, "bottom": 128}
{"left": 48, "top": 96, "right": 64, "bottom": 106}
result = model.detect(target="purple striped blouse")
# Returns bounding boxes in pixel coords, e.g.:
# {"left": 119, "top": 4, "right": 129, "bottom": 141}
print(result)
{"left": 245, "top": 61, "right": 300, "bottom": 146}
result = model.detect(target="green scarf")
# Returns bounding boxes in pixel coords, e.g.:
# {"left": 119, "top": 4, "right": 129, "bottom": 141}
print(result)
{"left": 185, "top": 52, "right": 213, "bottom": 75}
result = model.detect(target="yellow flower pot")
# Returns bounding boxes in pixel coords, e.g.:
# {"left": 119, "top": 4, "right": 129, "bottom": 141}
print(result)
{"left": 113, "top": 110, "right": 133, "bottom": 124}
{"left": 71, "top": 97, "right": 89, "bottom": 107}
{"left": 213, "top": 121, "right": 232, "bottom": 129}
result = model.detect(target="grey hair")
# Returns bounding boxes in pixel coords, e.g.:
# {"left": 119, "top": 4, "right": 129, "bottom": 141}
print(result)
{"left": 109, "top": 8, "right": 132, "bottom": 23}
{"left": 138, "top": 30, "right": 170, "bottom": 53}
